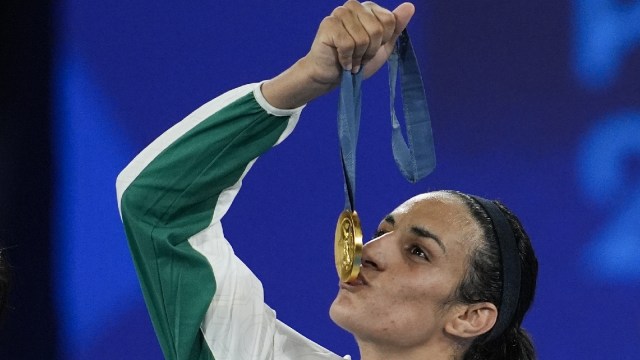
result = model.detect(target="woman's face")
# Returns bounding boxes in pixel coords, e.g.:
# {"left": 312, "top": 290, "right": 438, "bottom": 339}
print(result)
{"left": 329, "top": 191, "right": 481, "bottom": 349}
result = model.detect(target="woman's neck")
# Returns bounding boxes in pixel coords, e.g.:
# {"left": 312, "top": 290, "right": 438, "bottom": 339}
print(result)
{"left": 356, "top": 335, "right": 464, "bottom": 360}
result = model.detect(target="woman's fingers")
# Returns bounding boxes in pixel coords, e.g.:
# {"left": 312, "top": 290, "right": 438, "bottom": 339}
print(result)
{"left": 331, "top": 0, "right": 399, "bottom": 73}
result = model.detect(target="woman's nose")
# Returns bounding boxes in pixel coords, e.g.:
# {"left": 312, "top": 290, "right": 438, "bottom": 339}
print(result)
{"left": 361, "top": 234, "right": 391, "bottom": 271}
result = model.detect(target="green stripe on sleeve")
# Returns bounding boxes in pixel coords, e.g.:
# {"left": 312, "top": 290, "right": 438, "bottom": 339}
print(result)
{"left": 119, "top": 92, "right": 291, "bottom": 360}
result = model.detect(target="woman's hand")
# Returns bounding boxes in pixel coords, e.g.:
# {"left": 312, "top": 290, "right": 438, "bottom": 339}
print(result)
{"left": 262, "top": 1, "right": 415, "bottom": 109}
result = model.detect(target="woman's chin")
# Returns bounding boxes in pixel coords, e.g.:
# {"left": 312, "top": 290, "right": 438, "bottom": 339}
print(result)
{"left": 329, "top": 295, "right": 356, "bottom": 331}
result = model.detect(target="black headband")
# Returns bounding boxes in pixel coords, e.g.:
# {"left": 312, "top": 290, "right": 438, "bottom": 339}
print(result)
{"left": 469, "top": 195, "right": 521, "bottom": 343}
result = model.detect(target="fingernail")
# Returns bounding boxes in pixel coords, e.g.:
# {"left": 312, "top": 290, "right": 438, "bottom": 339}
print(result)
{"left": 352, "top": 65, "right": 360, "bottom": 73}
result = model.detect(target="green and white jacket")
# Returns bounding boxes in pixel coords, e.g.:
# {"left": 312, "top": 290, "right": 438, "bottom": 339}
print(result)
{"left": 116, "top": 83, "right": 349, "bottom": 360}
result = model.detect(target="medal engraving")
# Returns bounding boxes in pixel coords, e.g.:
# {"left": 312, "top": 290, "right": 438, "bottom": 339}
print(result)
{"left": 335, "top": 210, "right": 363, "bottom": 282}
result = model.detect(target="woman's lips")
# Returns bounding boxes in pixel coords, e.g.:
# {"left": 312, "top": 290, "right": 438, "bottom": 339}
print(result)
{"left": 340, "top": 272, "right": 368, "bottom": 289}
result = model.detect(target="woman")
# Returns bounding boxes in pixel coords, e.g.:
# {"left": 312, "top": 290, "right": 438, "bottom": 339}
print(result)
{"left": 117, "top": 1, "right": 537, "bottom": 359}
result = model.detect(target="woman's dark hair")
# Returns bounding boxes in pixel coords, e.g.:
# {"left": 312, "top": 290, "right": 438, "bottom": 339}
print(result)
{"left": 445, "top": 190, "right": 538, "bottom": 360}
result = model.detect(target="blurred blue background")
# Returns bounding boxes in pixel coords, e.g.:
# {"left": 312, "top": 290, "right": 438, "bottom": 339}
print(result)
{"left": 1, "top": 0, "right": 639, "bottom": 358}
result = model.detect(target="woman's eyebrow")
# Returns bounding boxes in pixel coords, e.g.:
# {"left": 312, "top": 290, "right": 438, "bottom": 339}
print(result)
{"left": 384, "top": 215, "right": 395, "bottom": 225}
{"left": 384, "top": 215, "right": 446, "bottom": 254}
{"left": 410, "top": 226, "right": 446, "bottom": 254}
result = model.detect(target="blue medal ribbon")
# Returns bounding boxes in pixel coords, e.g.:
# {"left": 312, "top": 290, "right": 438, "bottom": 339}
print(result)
{"left": 338, "top": 65, "right": 363, "bottom": 211}
{"left": 388, "top": 30, "right": 436, "bottom": 183}
{"left": 338, "top": 30, "right": 436, "bottom": 211}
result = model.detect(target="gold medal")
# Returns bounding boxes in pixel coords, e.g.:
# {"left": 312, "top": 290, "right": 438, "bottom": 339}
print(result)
{"left": 334, "top": 209, "right": 363, "bottom": 282}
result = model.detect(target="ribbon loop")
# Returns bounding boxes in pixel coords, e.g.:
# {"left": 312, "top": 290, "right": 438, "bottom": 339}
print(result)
{"left": 388, "top": 30, "right": 436, "bottom": 183}
{"left": 337, "top": 30, "right": 436, "bottom": 212}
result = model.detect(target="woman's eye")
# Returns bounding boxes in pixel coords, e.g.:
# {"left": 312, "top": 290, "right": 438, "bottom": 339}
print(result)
{"left": 409, "top": 245, "right": 429, "bottom": 261}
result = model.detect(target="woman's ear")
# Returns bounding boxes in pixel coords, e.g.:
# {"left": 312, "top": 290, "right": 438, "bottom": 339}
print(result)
{"left": 444, "top": 302, "right": 498, "bottom": 339}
